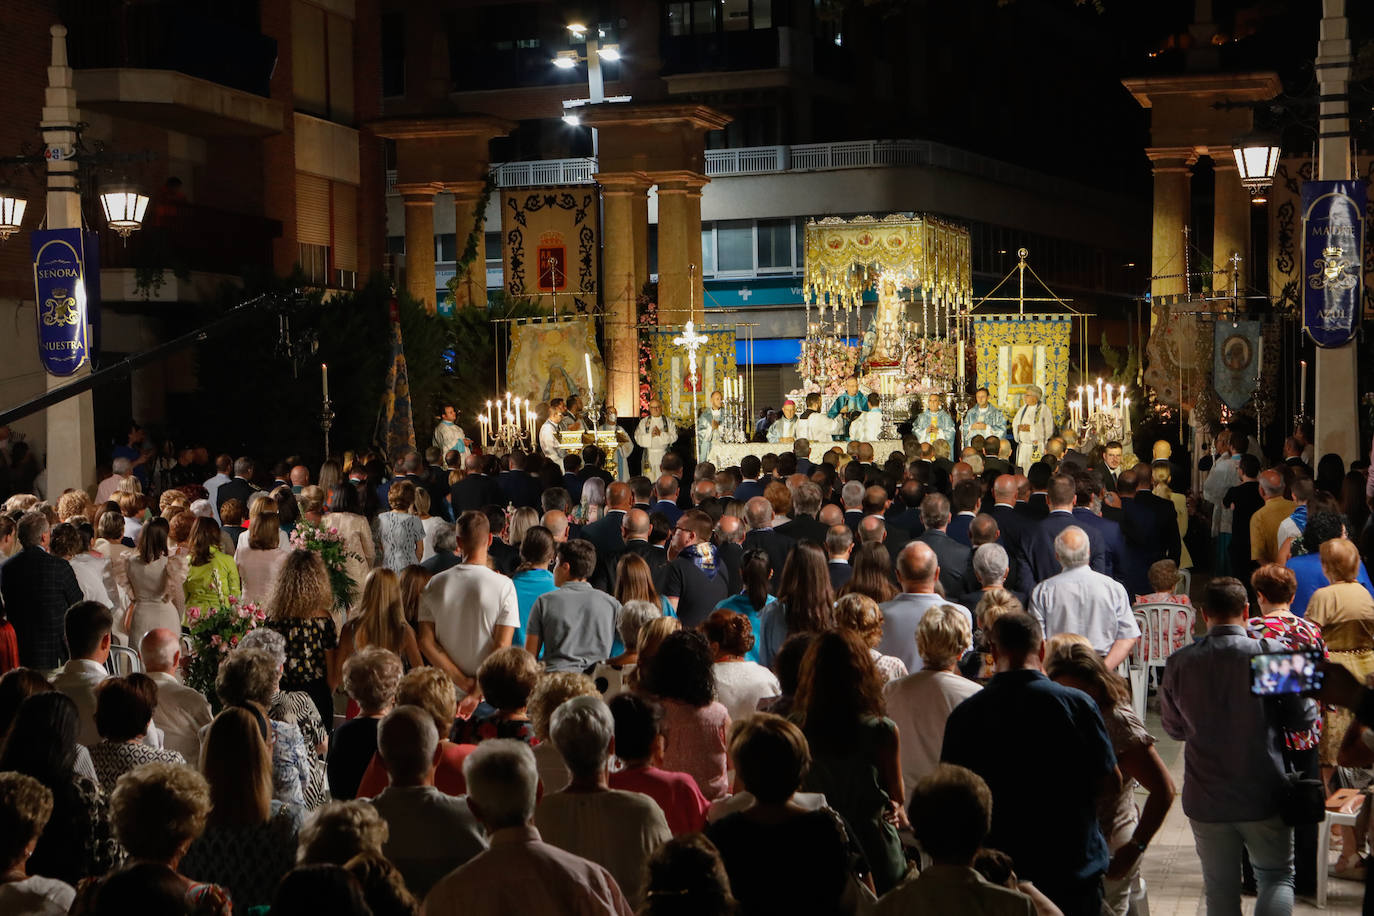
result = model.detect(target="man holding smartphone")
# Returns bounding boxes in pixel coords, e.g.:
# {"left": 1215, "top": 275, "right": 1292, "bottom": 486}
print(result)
{"left": 1161, "top": 577, "right": 1318, "bottom": 914}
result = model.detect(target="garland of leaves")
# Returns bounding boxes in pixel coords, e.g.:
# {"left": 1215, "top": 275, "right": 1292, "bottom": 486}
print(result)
{"left": 444, "top": 171, "right": 499, "bottom": 307}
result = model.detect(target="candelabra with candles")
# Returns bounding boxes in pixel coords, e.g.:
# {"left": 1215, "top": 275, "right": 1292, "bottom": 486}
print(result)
{"left": 1068, "top": 379, "right": 1131, "bottom": 447}
{"left": 478, "top": 393, "right": 536, "bottom": 455}
{"left": 720, "top": 375, "right": 749, "bottom": 443}
{"left": 1294, "top": 358, "right": 1310, "bottom": 434}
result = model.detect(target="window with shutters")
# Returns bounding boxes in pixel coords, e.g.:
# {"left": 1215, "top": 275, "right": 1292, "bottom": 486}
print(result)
{"left": 292, "top": 0, "right": 356, "bottom": 124}
{"left": 296, "top": 172, "right": 360, "bottom": 288}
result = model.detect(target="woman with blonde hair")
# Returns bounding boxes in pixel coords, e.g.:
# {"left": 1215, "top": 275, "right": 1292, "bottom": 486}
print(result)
{"left": 1151, "top": 464, "right": 1192, "bottom": 570}
{"left": 965, "top": 588, "right": 1024, "bottom": 681}
{"left": 182, "top": 706, "right": 304, "bottom": 908}
{"left": 834, "top": 592, "right": 908, "bottom": 684}
{"left": 57, "top": 490, "right": 93, "bottom": 525}
{"left": 627, "top": 615, "right": 682, "bottom": 691}
{"left": 397, "top": 565, "right": 432, "bottom": 628}
{"left": 615, "top": 550, "right": 672, "bottom": 616}
{"left": 267, "top": 550, "right": 340, "bottom": 726}
{"left": 183, "top": 517, "right": 241, "bottom": 610}
{"left": 414, "top": 488, "right": 444, "bottom": 562}
{"left": 377, "top": 481, "right": 425, "bottom": 572}
{"left": 333, "top": 569, "right": 423, "bottom": 688}
{"left": 505, "top": 506, "right": 541, "bottom": 552}
{"left": 318, "top": 460, "right": 343, "bottom": 510}
{"left": 528, "top": 670, "right": 601, "bottom": 793}
{"left": 236, "top": 508, "right": 289, "bottom": 604}
{"left": 1306, "top": 537, "right": 1374, "bottom": 770}
{"left": 123, "top": 518, "right": 187, "bottom": 646}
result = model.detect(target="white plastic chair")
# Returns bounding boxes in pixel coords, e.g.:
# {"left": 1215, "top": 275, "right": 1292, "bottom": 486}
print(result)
{"left": 1133, "top": 601, "right": 1196, "bottom": 693}
{"left": 1175, "top": 568, "right": 1192, "bottom": 602}
{"left": 107, "top": 644, "right": 143, "bottom": 675}
{"left": 1317, "top": 791, "right": 1364, "bottom": 908}
{"left": 1126, "top": 611, "right": 1149, "bottom": 723}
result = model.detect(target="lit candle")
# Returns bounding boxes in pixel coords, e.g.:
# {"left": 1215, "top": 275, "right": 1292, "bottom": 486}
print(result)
{"left": 479, "top": 416, "right": 488, "bottom": 448}
{"left": 1105, "top": 384, "right": 1113, "bottom": 410}
{"left": 487, "top": 400, "right": 494, "bottom": 428}
{"left": 321, "top": 363, "right": 329, "bottom": 401}
{"left": 585, "top": 353, "right": 594, "bottom": 399}
{"left": 1097, "top": 378, "right": 1103, "bottom": 408}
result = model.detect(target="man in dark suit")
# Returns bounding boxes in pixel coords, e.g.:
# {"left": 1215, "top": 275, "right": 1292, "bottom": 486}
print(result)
{"left": 581, "top": 482, "right": 631, "bottom": 562}
{"left": 1090, "top": 441, "right": 1126, "bottom": 492}
{"left": 499, "top": 451, "right": 543, "bottom": 510}
{"left": 621, "top": 508, "right": 668, "bottom": 591}
{"left": 826, "top": 523, "right": 854, "bottom": 591}
{"left": 1072, "top": 470, "right": 1127, "bottom": 580}
{"left": 981, "top": 437, "right": 1011, "bottom": 476}
{"left": 450, "top": 454, "right": 504, "bottom": 516}
{"left": 742, "top": 497, "right": 795, "bottom": 590}
{"left": 915, "top": 493, "right": 971, "bottom": 599}
{"left": 841, "top": 480, "right": 865, "bottom": 534}
{"left": 483, "top": 505, "right": 520, "bottom": 575}
{"left": 628, "top": 475, "right": 654, "bottom": 513}
{"left": 887, "top": 479, "right": 926, "bottom": 537}
{"left": 215, "top": 456, "right": 260, "bottom": 513}
{"left": 1130, "top": 465, "right": 1181, "bottom": 563}
{"left": 989, "top": 475, "right": 1036, "bottom": 566}
{"left": 947, "top": 479, "right": 982, "bottom": 547}
{"left": 652, "top": 475, "right": 684, "bottom": 525}
{"left": 1024, "top": 474, "right": 1107, "bottom": 582}
{"left": 956, "top": 519, "right": 1029, "bottom": 609}
{"left": 560, "top": 454, "right": 585, "bottom": 506}
{"left": 713, "top": 514, "right": 746, "bottom": 595}
{"left": 734, "top": 455, "right": 767, "bottom": 503}
{"left": 862, "top": 485, "right": 910, "bottom": 564}
{"left": 1282, "top": 436, "right": 1313, "bottom": 479}
{"left": 1019, "top": 462, "right": 1052, "bottom": 520}
{"left": 1111, "top": 467, "right": 1173, "bottom": 596}
{"left": 0, "top": 513, "right": 83, "bottom": 670}
{"left": 776, "top": 481, "right": 829, "bottom": 545}
{"left": 792, "top": 440, "right": 815, "bottom": 477}
{"left": 660, "top": 453, "right": 694, "bottom": 512}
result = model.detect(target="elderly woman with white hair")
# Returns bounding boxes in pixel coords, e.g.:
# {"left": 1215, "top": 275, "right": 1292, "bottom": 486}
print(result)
{"left": 533, "top": 695, "right": 671, "bottom": 906}
{"left": 881, "top": 604, "right": 982, "bottom": 793}
{"left": 577, "top": 476, "right": 607, "bottom": 525}
{"left": 422, "top": 739, "right": 633, "bottom": 915}
{"left": 960, "top": 542, "right": 1011, "bottom": 610}
{"left": 239, "top": 627, "right": 330, "bottom": 758}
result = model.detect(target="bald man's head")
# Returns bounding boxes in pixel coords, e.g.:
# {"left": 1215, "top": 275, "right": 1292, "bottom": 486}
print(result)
{"left": 139, "top": 627, "right": 181, "bottom": 673}
{"left": 692, "top": 479, "right": 718, "bottom": 504}
{"left": 991, "top": 475, "right": 1017, "bottom": 506}
{"left": 745, "top": 496, "right": 774, "bottom": 529}
{"left": 543, "top": 510, "right": 569, "bottom": 541}
{"left": 716, "top": 514, "right": 745, "bottom": 545}
{"left": 656, "top": 474, "right": 679, "bottom": 499}
{"left": 1053, "top": 525, "right": 1091, "bottom": 569}
{"left": 818, "top": 504, "right": 844, "bottom": 527}
{"left": 606, "top": 482, "right": 632, "bottom": 510}
{"left": 950, "top": 462, "right": 974, "bottom": 486}
{"left": 1014, "top": 474, "right": 1030, "bottom": 501}
{"left": 623, "top": 508, "right": 651, "bottom": 540}
{"left": 968, "top": 513, "right": 1000, "bottom": 547}
{"left": 896, "top": 541, "right": 939, "bottom": 592}
{"left": 1258, "top": 469, "right": 1284, "bottom": 498}
{"left": 858, "top": 515, "right": 887, "bottom": 544}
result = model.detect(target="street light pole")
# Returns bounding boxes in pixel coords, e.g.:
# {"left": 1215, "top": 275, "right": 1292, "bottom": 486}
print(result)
{"left": 41, "top": 24, "right": 96, "bottom": 496}
{"left": 1312, "top": 0, "right": 1357, "bottom": 460}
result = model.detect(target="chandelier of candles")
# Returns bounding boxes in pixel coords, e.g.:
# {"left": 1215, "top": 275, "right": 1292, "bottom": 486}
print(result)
{"left": 478, "top": 392, "right": 535, "bottom": 449}
{"left": 1069, "top": 378, "right": 1132, "bottom": 445}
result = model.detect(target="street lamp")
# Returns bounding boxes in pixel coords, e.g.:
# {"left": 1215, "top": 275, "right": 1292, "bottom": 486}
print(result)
{"left": 1232, "top": 134, "right": 1281, "bottom": 202}
{"left": 97, "top": 180, "right": 150, "bottom": 238}
{"left": 0, "top": 187, "right": 27, "bottom": 240}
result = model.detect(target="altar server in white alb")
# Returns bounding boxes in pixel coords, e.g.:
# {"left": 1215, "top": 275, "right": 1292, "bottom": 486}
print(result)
{"left": 633, "top": 396, "right": 677, "bottom": 477}
{"left": 798, "top": 392, "right": 835, "bottom": 443}
{"left": 767, "top": 400, "right": 801, "bottom": 444}
{"left": 696, "top": 389, "right": 727, "bottom": 464}
{"left": 959, "top": 387, "right": 1008, "bottom": 443}
{"left": 540, "top": 398, "right": 568, "bottom": 462}
{"left": 1012, "top": 385, "right": 1055, "bottom": 472}
{"left": 432, "top": 404, "right": 469, "bottom": 458}
{"left": 848, "top": 392, "right": 884, "bottom": 443}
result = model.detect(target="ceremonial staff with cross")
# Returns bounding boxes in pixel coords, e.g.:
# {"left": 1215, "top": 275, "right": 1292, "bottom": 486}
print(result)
{"left": 674, "top": 318, "right": 708, "bottom": 459}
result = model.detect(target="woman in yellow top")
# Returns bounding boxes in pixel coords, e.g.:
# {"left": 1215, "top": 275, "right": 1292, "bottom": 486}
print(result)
{"left": 182, "top": 516, "right": 243, "bottom": 612}
{"left": 1305, "top": 537, "right": 1374, "bottom": 768}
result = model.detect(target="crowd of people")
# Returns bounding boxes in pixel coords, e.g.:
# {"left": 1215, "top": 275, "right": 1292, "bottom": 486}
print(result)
{"left": 0, "top": 408, "right": 1369, "bottom": 916}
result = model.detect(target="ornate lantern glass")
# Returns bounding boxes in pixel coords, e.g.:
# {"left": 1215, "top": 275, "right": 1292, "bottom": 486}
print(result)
{"left": 1232, "top": 135, "right": 1281, "bottom": 198}
{"left": 98, "top": 181, "right": 150, "bottom": 237}
{"left": 0, "top": 188, "right": 27, "bottom": 240}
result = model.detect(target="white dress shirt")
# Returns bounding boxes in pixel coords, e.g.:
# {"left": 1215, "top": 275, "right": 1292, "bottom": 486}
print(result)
{"left": 147, "top": 670, "right": 214, "bottom": 762}
{"left": 1028, "top": 563, "right": 1140, "bottom": 657}
{"left": 52, "top": 658, "right": 165, "bottom": 749}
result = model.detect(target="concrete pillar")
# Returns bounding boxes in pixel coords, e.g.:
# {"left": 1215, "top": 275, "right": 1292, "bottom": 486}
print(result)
{"left": 396, "top": 182, "right": 442, "bottom": 313}
{"left": 42, "top": 25, "right": 95, "bottom": 496}
{"left": 1212, "top": 158, "right": 1249, "bottom": 296}
{"left": 652, "top": 170, "right": 708, "bottom": 325}
{"left": 1146, "top": 148, "right": 1196, "bottom": 301}
{"left": 631, "top": 188, "right": 649, "bottom": 296}
{"left": 1314, "top": 0, "right": 1357, "bottom": 459}
{"left": 447, "top": 180, "right": 487, "bottom": 309}
{"left": 596, "top": 172, "right": 651, "bottom": 415}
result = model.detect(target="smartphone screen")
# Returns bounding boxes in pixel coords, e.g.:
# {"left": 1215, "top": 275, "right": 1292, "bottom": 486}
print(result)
{"left": 1249, "top": 649, "right": 1324, "bottom": 696}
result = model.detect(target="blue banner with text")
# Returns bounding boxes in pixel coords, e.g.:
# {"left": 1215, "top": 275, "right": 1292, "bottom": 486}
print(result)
{"left": 1301, "top": 179, "right": 1365, "bottom": 348}
{"left": 31, "top": 228, "right": 93, "bottom": 376}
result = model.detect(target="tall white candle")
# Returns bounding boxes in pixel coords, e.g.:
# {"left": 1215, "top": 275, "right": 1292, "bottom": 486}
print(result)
{"left": 321, "top": 363, "right": 329, "bottom": 400}
{"left": 585, "top": 354, "right": 594, "bottom": 399}
{"left": 487, "top": 400, "right": 493, "bottom": 428}
{"left": 1300, "top": 359, "right": 1307, "bottom": 410}
{"left": 1105, "top": 384, "right": 1113, "bottom": 410}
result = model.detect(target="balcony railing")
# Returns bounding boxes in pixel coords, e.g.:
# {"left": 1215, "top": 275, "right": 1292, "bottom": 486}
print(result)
{"left": 385, "top": 157, "right": 597, "bottom": 191}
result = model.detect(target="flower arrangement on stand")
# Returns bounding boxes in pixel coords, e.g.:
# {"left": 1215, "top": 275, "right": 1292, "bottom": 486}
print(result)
{"left": 290, "top": 520, "right": 359, "bottom": 611}
{"left": 185, "top": 593, "right": 267, "bottom": 708}
{"left": 902, "top": 338, "right": 955, "bottom": 382}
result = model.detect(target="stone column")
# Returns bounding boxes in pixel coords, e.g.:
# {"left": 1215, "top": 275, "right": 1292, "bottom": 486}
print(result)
{"left": 1314, "top": 0, "right": 1357, "bottom": 459}
{"left": 1212, "top": 157, "right": 1249, "bottom": 296}
{"left": 396, "top": 182, "right": 442, "bottom": 313}
{"left": 652, "top": 170, "right": 709, "bottom": 325}
{"left": 596, "top": 172, "right": 651, "bottom": 415}
{"left": 447, "top": 180, "right": 487, "bottom": 309}
{"left": 1146, "top": 148, "right": 1196, "bottom": 301}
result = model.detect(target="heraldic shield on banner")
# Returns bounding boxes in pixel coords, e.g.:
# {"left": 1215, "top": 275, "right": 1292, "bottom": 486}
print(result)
{"left": 1301, "top": 179, "right": 1365, "bottom": 348}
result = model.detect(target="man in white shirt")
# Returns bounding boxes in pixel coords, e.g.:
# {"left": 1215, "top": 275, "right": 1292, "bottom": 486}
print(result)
{"left": 50, "top": 601, "right": 114, "bottom": 747}
{"left": 540, "top": 399, "right": 568, "bottom": 462}
{"left": 878, "top": 542, "right": 972, "bottom": 673}
{"left": 200, "top": 454, "right": 233, "bottom": 523}
{"left": 1028, "top": 526, "right": 1139, "bottom": 670}
{"left": 370, "top": 705, "right": 487, "bottom": 899}
{"left": 418, "top": 511, "right": 520, "bottom": 710}
{"left": 632, "top": 397, "right": 676, "bottom": 478}
{"left": 798, "top": 392, "right": 835, "bottom": 443}
{"left": 423, "top": 740, "right": 632, "bottom": 916}
{"left": 140, "top": 628, "right": 213, "bottom": 762}
{"left": 849, "top": 392, "right": 884, "bottom": 444}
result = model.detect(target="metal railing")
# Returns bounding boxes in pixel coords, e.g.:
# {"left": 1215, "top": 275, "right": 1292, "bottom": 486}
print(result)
{"left": 385, "top": 158, "right": 597, "bottom": 192}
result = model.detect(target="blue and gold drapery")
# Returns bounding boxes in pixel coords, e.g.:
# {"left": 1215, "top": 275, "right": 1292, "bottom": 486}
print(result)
{"left": 647, "top": 326, "right": 737, "bottom": 430}
{"left": 971, "top": 314, "right": 1072, "bottom": 424}
{"left": 381, "top": 304, "right": 416, "bottom": 454}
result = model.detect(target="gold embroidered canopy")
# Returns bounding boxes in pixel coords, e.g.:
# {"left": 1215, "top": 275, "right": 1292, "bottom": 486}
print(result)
{"left": 803, "top": 214, "right": 972, "bottom": 310}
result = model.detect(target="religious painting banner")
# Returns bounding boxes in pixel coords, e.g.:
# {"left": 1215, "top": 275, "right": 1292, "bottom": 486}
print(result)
{"left": 1212, "top": 320, "right": 1262, "bottom": 410}
{"left": 1301, "top": 179, "right": 1365, "bottom": 347}
{"left": 507, "top": 318, "right": 604, "bottom": 406}
{"left": 31, "top": 228, "right": 96, "bottom": 377}
{"left": 1142, "top": 295, "right": 1212, "bottom": 409}
{"left": 501, "top": 186, "right": 599, "bottom": 312}
{"left": 647, "top": 325, "right": 737, "bottom": 430}
{"left": 971, "top": 314, "right": 1071, "bottom": 424}
{"left": 1269, "top": 157, "right": 1374, "bottom": 319}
